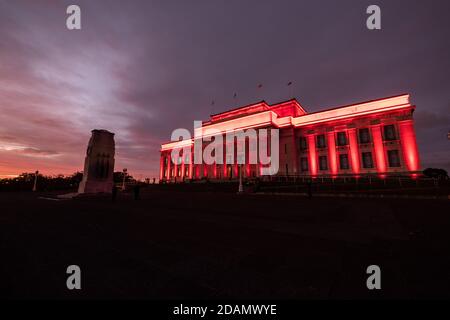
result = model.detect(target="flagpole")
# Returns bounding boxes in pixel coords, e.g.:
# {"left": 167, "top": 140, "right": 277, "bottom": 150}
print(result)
{"left": 257, "top": 84, "right": 263, "bottom": 101}
{"left": 287, "top": 81, "right": 294, "bottom": 99}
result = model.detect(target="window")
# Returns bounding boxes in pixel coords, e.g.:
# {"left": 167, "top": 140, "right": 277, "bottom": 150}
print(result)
{"left": 285, "top": 164, "right": 289, "bottom": 175}
{"left": 362, "top": 152, "right": 374, "bottom": 168}
{"left": 359, "top": 128, "right": 371, "bottom": 144}
{"left": 337, "top": 132, "right": 348, "bottom": 146}
{"left": 299, "top": 137, "right": 307, "bottom": 151}
{"left": 388, "top": 150, "right": 401, "bottom": 167}
{"left": 319, "top": 156, "right": 328, "bottom": 171}
{"left": 316, "top": 135, "right": 326, "bottom": 149}
{"left": 339, "top": 154, "right": 350, "bottom": 170}
{"left": 384, "top": 125, "right": 396, "bottom": 141}
{"left": 300, "top": 157, "right": 309, "bottom": 172}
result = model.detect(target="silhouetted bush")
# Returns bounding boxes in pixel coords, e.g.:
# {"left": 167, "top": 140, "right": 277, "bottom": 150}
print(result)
{"left": 0, "top": 172, "right": 83, "bottom": 192}
{"left": 423, "top": 168, "right": 449, "bottom": 180}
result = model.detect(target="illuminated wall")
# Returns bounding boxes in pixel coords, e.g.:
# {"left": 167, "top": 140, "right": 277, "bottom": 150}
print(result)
{"left": 160, "top": 94, "right": 421, "bottom": 181}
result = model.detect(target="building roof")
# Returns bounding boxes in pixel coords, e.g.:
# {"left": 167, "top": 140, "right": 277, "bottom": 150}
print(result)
{"left": 206, "top": 98, "right": 307, "bottom": 125}
{"left": 161, "top": 94, "right": 413, "bottom": 150}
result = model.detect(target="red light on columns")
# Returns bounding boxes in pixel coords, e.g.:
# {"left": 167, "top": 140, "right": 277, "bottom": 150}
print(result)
{"left": 204, "top": 164, "right": 208, "bottom": 178}
{"left": 159, "top": 154, "right": 164, "bottom": 180}
{"left": 234, "top": 143, "right": 238, "bottom": 178}
{"left": 307, "top": 135, "right": 318, "bottom": 176}
{"left": 371, "top": 125, "right": 386, "bottom": 173}
{"left": 181, "top": 152, "right": 185, "bottom": 179}
{"left": 189, "top": 148, "right": 194, "bottom": 179}
{"left": 398, "top": 120, "right": 420, "bottom": 172}
{"left": 223, "top": 145, "right": 227, "bottom": 178}
{"left": 173, "top": 162, "right": 178, "bottom": 181}
{"left": 167, "top": 152, "right": 172, "bottom": 179}
{"left": 246, "top": 139, "right": 250, "bottom": 177}
{"left": 348, "top": 129, "right": 360, "bottom": 174}
{"left": 327, "top": 132, "right": 338, "bottom": 175}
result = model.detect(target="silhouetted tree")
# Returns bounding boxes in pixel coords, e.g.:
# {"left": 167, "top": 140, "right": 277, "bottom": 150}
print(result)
{"left": 423, "top": 168, "right": 449, "bottom": 180}
{"left": 0, "top": 172, "right": 85, "bottom": 192}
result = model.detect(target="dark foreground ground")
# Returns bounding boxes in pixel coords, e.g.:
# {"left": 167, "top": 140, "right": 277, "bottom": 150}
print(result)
{"left": 0, "top": 188, "right": 449, "bottom": 299}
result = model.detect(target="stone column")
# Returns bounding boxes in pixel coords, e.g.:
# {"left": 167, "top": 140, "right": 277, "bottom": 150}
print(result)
{"left": 291, "top": 127, "right": 298, "bottom": 175}
{"left": 306, "top": 134, "right": 318, "bottom": 176}
{"left": 370, "top": 124, "right": 386, "bottom": 173}
{"left": 167, "top": 151, "right": 172, "bottom": 180}
{"left": 181, "top": 149, "right": 185, "bottom": 180}
{"left": 347, "top": 128, "right": 360, "bottom": 174}
{"left": 327, "top": 130, "right": 338, "bottom": 175}
{"left": 398, "top": 119, "right": 420, "bottom": 172}
{"left": 189, "top": 146, "right": 194, "bottom": 179}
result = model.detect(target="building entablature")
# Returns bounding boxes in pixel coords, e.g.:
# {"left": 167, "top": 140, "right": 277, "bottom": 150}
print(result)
{"left": 161, "top": 94, "right": 413, "bottom": 152}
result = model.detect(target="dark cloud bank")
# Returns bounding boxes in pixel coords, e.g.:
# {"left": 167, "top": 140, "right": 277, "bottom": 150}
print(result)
{"left": 0, "top": 0, "right": 449, "bottom": 177}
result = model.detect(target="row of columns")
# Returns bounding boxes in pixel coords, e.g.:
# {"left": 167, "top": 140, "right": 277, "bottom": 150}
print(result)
{"left": 306, "top": 126, "right": 380, "bottom": 176}
{"left": 160, "top": 120, "right": 420, "bottom": 180}
{"left": 304, "top": 120, "right": 420, "bottom": 176}
{"left": 161, "top": 150, "right": 257, "bottom": 181}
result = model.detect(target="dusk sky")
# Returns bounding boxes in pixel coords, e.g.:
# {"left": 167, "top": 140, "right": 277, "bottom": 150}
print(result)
{"left": 0, "top": 0, "right": 449, "bottom": 179}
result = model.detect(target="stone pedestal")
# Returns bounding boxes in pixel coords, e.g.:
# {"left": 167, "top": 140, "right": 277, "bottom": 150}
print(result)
{"left": 78, "top": 129, "right": 115, "bottom": 194}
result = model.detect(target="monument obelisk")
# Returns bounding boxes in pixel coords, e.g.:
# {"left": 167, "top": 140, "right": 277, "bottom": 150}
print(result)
{"left": 78, "top": 129, "right": 115, "bottom": 194}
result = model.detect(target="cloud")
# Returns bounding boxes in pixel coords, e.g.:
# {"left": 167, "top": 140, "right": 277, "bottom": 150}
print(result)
{"left": 0, "top": 0, "right": 449, "bottom": 178}
{"left": 16, "top": 148, "right": 60, "bottom": 157}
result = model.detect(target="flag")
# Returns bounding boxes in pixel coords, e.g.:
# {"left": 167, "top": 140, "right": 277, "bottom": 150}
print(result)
{"left": 233, "top": 93, "right": 237, "bottom": 98}
{"left": 287, "top": 81, "right": 293, "bottom": 86}
{"left": 257, "top": 84, "right": 263, "bottom": 89}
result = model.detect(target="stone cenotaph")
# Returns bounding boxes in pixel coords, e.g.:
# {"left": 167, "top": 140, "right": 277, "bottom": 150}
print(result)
{"left": 78, "top": 129, "right": 115, "bottom": 194}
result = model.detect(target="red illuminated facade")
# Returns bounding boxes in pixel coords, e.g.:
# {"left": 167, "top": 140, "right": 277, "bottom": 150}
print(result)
{"left": 160, "top": 94, "right": 421, "bottom": 182}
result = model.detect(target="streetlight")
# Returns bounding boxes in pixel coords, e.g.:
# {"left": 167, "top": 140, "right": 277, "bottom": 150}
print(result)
{"left": 121, "top": 168, "right": 127, "bottom": 191}
{"left": 32, "top": 170, "right": 39, "bottom": 192}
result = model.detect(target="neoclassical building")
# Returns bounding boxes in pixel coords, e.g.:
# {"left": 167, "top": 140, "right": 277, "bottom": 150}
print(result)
{"left": 160, "top": 94, "right": 420, "bottom": 182}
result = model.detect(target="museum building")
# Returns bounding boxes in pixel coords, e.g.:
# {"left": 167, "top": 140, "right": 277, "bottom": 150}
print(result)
{"left": 160, "top": 94, "right": 420, "bottom": 181}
